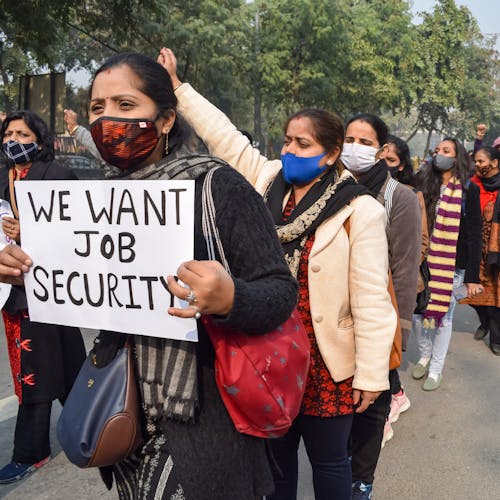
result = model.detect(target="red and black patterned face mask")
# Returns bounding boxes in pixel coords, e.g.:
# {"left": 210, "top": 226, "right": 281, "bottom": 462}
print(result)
{"left": 90, "top": 116, "right": 160, "bottom": 170}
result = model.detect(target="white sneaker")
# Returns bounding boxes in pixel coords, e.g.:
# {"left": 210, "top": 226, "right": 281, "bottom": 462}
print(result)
{"left": 388, "top": 390, "right": 411, "bottom": 423}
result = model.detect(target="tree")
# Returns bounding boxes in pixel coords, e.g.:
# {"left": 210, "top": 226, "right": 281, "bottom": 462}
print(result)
{"left": 411, "top": 0, "right": 498, "bottom": 155}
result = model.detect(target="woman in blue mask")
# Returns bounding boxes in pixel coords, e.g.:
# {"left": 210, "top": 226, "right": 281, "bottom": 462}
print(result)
{"left": 412, "top": 138, "right": 482, "bottom": 389}
{"left": 160, "top": 47, "right": 396, "bottom": 500}
{"left": 0, "top": 111, "right": 86, "bottom": 485}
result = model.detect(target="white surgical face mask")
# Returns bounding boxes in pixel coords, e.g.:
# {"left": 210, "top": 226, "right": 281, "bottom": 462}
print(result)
{"left": 341, "top": 142, "right": 378, "bottom": 173}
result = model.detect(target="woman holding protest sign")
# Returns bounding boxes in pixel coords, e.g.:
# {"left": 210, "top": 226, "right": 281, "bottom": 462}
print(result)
{"left": 0, "top": 110, "right": 86, "bottom": 484}
{"left": 0, "top": 54, "right": 298, "bottom": 499}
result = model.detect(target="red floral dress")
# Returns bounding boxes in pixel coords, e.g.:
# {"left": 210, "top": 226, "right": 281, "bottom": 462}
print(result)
{"left": 283, "top": 191, "right": 354, "bottom": 417}
{"left": 2, "top": 166, "right": 32, "bottom": 402}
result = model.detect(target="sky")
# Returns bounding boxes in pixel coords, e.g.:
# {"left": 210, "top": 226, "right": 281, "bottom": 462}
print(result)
{"left": 411, "top": 0, "right": 499, "bottom": 49}
{"left": 67, "top": 0, "right": 500, "bottom": 88}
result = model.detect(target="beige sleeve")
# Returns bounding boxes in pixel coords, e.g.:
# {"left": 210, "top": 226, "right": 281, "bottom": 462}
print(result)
{"left": 348, "top": 196, "right": 396, "bottom": 391}
{"left": 175, "top": 83, "right": 281, "bottom": 195}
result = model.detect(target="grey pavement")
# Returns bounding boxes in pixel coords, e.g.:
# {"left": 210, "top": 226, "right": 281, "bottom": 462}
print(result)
{"left": 0, "top": 305, "right": 499, "bottom": 499}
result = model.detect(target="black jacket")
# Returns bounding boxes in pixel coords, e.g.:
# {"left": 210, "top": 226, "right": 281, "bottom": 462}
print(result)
{"left": 455, "top": 180, "right": 482, "bottom": 283}
{"left": 0, "top": 159, "right": 85, "bottom": 404}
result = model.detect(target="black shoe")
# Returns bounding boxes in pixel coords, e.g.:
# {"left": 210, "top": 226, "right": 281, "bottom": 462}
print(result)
{"left": 474, "top": 326, "right": 488, "bottom": 340}
{"left": 490, "top": 343, "right": 500, "bottom": 356}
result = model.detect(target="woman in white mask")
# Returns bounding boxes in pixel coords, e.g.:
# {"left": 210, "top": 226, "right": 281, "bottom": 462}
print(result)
{"left": 342, "top": 114, "right": 422, "bottom": 499}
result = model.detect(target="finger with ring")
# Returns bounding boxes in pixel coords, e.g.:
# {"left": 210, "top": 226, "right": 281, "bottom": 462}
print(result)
{"left": 194, "top": 311, "right": 201, "bottom": 320}
{"left": 186, "top": 290, "right": 197, "bottom": 303}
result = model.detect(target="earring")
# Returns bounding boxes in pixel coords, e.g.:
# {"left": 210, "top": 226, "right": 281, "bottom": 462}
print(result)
{"left": 164, "top": 133, "right": 169, "bottom": 156}
{"left": 327, "top": 160, "right": 333, "bottom": 166}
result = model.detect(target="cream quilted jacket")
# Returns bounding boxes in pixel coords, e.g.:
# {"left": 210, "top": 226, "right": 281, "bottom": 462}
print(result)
{"left": 176, "top": 84, "right": 396, "bottom": 391}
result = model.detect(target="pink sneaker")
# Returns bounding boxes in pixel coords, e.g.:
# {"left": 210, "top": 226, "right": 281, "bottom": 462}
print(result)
{"left": 388, "top": 390, "right": 411, "bottom": 423}
{"left": 381, "top": 419, "right": 393, "bottom": 448}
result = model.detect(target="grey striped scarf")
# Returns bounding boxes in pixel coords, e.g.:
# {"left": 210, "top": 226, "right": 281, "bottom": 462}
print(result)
{"left": 125, "top": 151, "right": 223, "bottom": 422}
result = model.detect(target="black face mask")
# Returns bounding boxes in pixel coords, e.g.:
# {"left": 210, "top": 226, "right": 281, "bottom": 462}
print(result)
{"left": 2, "top": 140, "right": 38, "bottom": 164}
{"left": 387, "top": 165, "right": 401, "bottom": 178}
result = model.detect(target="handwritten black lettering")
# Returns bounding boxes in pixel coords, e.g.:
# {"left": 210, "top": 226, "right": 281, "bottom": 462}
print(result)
{"left": 118, "top": 232, "right": 136, "bottom": 263}
{"left": 107, "top": 273, "right": 123, "bottom": 308}
{"left": 28, "top": 191, "right": 55, "bottom": 222}
{"left": 67, "top": 272, "right": 83, "bottom": 305}
{"left": 117, "top": 189, "right": 138, "bottom": 225}
{"left": 169, "top": 188, "right": 187, "bottom": 225}
{"left": 74, "top": 230, "right": 99, "bottom": 257}
{"left": 52, "top": 269, "right": 65, "bottom": 304}
{"left": 144, "top": 190, "right": 166, "bottom": 225}
{"left": 122, "top": 275, "right": 141, "bottom": 309}
{"left": 58, "top": 191, "right": 71, "bottom": 221}
{"left": 83, "top": 273, "right": 104, "bottom": 307}
{"left": 86, "top": 188, "right": 114, "bottom": 223}
{"left": 33, "top": 265, "right": 49, "bottom": 301}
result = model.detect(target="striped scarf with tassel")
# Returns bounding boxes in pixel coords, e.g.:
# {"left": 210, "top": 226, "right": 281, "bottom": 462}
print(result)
{"left": 423, "top": 177, "right": 463, "bottom": 329}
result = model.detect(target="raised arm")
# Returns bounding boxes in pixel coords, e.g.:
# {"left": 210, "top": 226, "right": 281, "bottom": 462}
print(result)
{"left": 158, "top": 48, "right": 281, "bottom": 195}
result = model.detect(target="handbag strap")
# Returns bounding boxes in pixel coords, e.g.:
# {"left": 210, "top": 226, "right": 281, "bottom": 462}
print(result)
{"left": 8, "top": 168, "right": 19, "bottom": 219}
{"left": 201, "top": 166, "right": 231, "bottom": 274}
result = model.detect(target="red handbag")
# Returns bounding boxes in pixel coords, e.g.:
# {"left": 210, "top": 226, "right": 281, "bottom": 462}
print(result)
{"left": 201, "top": 168, "right": 310, "bottom": 438}
{"left": 202, "top": 311, "right": 310, "bottom": 438}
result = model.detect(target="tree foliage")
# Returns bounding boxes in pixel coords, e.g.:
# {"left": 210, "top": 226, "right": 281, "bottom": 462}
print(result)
{"left": 0, "top": 0, "right": 498, "bottom": 153}
{"left": 411, "top": 0, "right": 498, "bottom": 152}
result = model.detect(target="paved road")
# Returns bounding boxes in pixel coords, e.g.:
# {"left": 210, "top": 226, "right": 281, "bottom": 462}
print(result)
{"left": 0, "top": 305, "right": 499, "bottom": 499}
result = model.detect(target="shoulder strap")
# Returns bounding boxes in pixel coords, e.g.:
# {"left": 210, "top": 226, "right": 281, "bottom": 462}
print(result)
{"left": 201, "top": 166, "right": 230, "bottom": 274}
{"left": 383, "top": 177, "right": 399, "bottom": 224}
{"left": 8, "top": 168, "right": 19, "bottom": 219}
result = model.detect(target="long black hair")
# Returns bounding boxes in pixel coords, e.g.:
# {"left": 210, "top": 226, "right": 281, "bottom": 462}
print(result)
{"left": 0, "top": 110, "right": 54, "bottom": 163}
{"left": 416, "top": 137, "right": 469, "bottom": 222}
{"left": 387, "top": 135, "right": 415, "bottom": 186}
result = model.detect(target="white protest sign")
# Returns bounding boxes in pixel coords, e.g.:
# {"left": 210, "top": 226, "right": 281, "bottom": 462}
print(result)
{"left": 15, "top": 180, "right": 198, "bottom": 341}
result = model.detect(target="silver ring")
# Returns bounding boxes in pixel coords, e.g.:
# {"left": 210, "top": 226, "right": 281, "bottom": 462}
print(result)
{"left": 186, "top": 290, "right": 197, "bottom": 303}
{"left": 194, "top": 311, "right": 201, "bottom": 320}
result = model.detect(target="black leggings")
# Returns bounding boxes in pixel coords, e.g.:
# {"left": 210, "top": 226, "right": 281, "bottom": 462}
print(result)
{"left": 13, "top": 402, "right": 52, "bottom": 463}
{"left": 268, "top": 413, "right": 353, "bottom": 500}
{"left": 473, "top": 305, "right": 500, "bottom": 344}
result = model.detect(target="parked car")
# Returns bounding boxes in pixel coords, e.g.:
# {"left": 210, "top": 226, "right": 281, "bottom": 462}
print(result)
{"left": 55, "top": 154, "right": 105, "bottom": 180}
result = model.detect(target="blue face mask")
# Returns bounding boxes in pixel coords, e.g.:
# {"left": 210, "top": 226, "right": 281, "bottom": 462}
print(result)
{"left": 281, "top": 152, "right": 327, "bottom": 185}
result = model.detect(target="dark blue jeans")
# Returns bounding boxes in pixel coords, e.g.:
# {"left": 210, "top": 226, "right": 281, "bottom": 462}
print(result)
{"left": 268, "top": 413, "right": 353, "bottom": 500}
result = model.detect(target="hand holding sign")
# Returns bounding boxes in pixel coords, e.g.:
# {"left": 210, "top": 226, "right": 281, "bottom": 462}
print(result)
{"left": 2, "top": 216, "right": 20, "bottom": 243}
{"left": 0, "top": 244, "right": 32, "bottom": 286}
{"left": 167, "top": 260, "right": 235, "bottom": 319}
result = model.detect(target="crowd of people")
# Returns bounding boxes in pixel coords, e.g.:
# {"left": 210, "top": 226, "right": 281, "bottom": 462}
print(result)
{"left": 0, "top": 46, "right": 498, "bottom": 499}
